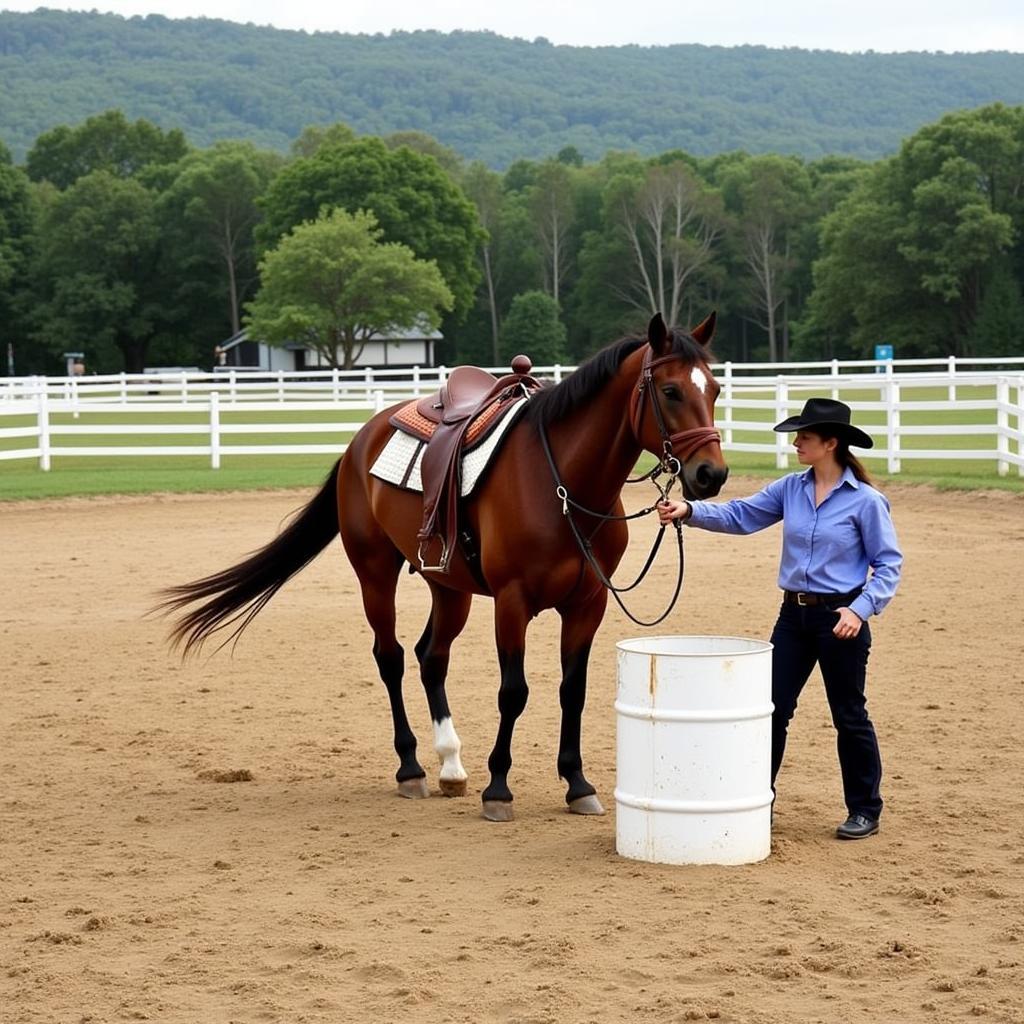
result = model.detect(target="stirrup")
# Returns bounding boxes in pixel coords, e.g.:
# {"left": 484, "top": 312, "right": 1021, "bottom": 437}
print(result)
{"left": 418, "top": 538, "right": 450, "bottom": 573}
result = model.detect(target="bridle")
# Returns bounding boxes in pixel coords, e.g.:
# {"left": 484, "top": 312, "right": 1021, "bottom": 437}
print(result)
{"left": 628, "top": 346, "right": 723, "bottom": 480}
{"left": 539, "top": 344, "right": 722, "bottom": 627}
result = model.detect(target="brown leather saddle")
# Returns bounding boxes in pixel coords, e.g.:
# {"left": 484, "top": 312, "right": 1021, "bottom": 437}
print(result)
{"left": 394, "top": 355, "right": 540, "bottom": 573}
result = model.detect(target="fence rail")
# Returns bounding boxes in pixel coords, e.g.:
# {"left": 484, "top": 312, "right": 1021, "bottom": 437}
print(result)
{"left": 2, "top": 367, "right": 1023, "bottom": 477}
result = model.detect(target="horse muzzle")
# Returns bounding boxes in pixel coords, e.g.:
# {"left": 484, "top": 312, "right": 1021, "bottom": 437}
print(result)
{"left": 682, "top": 459, "right": 729, "bottom": 500}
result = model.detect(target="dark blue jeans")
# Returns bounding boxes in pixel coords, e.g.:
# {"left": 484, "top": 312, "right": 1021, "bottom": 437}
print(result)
{"left": 770, "top": 600, "right": 883, "bottom": 819}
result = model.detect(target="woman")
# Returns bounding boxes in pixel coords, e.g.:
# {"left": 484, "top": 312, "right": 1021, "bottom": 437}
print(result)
{"left": 658, "top": 398, "right": 902, "bottom": 840}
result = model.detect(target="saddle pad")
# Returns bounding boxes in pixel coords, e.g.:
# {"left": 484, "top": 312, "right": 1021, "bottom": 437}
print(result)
{"left": 390, "top": 394, "right": 506, "bottom": 445}
{"left": 370, "top": 398, "right": 528, "bottom": 497}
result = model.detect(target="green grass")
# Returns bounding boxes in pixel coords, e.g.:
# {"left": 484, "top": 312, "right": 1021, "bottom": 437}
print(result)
{"left": 2, "top": 383, "right": 1022, "bottom": 499}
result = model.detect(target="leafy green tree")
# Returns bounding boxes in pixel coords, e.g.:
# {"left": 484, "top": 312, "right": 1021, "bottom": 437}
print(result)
{"left": 971, "top": 262, "right": 1024, "bottom": 357}
{"left": 501, "top": 290, "right": 567, "bottom": 365}
{"left": 290, "top": 123, "right": 358, "bottom": 158}
{"left": 256, "top": 137, "right": 483, "bottom": 319}
{"left": 0, "top": 142, "right": 35, "bottom": 369}
{"left": 25, "top": 109, "right": 189, "bottom": 190}
{"left": 384, "top": 131, "right": 463, "bottom": 177}
{"left": 246, "top": 208, "right": 454, "bottom": 370}
{"left": 159, "top": 141, "right": 283, "bottom": 336}
{"left": 805, "top": 105, "right": 1023, "bottom": 358}
{"left": 31, "top": 170, "right": 166, "bottom": 372}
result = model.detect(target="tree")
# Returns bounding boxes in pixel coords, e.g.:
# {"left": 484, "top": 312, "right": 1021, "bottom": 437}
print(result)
{"left": 159, "top": 141, "right": 283, "bottom": 336}
{"left": 0, "top": 142, "right": 36, "bottom": 372}
{"left": 290, "top": 122, "right": 358, "bottom": 158}
{"left": 804, "top": 105, "right": 1023, "bottom": 358}
{"left": 461, "top": 161, "right": 504, "bottom": 363}
{"left": 256, "top": 137, "right": 483, "bottom": 319}
{"left": 246, "top": 208, "right": 454, "bottom": 370}
{"left": 501, "top": 291, "right": 567, "bottom": 366}
{"left": 31, "top": 170, "right": 166, "bottom": 372}
{"left": 25, "top": 109, "right": 189, "bottom": 190}
{"left": 720, "top": 155, "right": 812, "bottom": 361}
{"left": 527, "top": 160, "right": 576, "bottom": 307}
{"left": 610, "top": 160, "right": 724, "bottom": 328}
{"left": 384, "top": 131, "right": 463, "bottom": 177}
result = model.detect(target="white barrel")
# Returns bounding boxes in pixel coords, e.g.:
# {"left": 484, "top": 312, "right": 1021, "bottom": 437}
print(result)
{"left": 615, "top": 635, "right": 774, "bottom": 865}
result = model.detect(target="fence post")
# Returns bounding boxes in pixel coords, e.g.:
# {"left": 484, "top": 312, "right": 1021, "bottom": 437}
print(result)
{"left": 437, "top": 364, "right": 448, "bottom": 384}
{"left": 775, "top": 377, "right": 789, "bottom": 470}
{"left": 831, "top": 359, "right": 839, "bottom": 400}
{"left": 332, "top": 366, "right": 340, "bottom": 403}
{"left": 723, "top": 362, "right": 734, "bottom": 445}
{"left": 71, "top": 375, "right": 80, "bottom": 419}
{"left": 412, "top": 365, "right": 421, "bottom": 393}
{"left": 209, "top": 391, "right": 221, "bottom": 470}
{"left": 277, "top": 370, "right": 285, "bottom": 403}
{"left": 1018, "top": 380, "right": 1024, "bottom": 478}
{"left": 38, "top": 390, "right": 51, "bottom": 471}
{"left": 553, "top": 363, "right": 562, "bottom": 384}
{"left": 119, "top": 372, "right": 128, "bottom": 404}
{"left": 886, "top": 379, "right": 901, "bottom": 474}
{"left": 180, "top": 372, "right": 188, "bottom": 406}
{"left": 947, "top": 355, "right": 957, "bottom": 402}
{"left": 996, "top": 377, "right": 1009, "bottom": 477}
{"left": 374, "top": 389, "right": 384, "bottom": 414}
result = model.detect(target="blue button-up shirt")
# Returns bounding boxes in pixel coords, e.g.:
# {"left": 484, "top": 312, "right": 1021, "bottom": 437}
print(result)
{"left": 687, "top": 467, "right": 903, "bottom": 621}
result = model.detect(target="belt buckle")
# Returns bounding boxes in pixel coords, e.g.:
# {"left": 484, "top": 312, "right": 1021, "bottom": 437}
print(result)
{"left": 796, "top": 592, "right": 808, "bottom": 607}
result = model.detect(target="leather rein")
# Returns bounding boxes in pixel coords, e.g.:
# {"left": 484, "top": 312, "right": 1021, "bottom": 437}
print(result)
{"left": 539, "top": 346, "right": 722, "bottom": 627}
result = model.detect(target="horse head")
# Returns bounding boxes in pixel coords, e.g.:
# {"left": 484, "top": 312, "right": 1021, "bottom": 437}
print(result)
{"left": 631, "top": 312, "right": 729, "bottom": 500}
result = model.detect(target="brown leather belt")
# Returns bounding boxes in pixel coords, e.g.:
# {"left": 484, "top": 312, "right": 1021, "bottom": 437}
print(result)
{"left": 783, "top": 589, "right": 861, "bottom": 608}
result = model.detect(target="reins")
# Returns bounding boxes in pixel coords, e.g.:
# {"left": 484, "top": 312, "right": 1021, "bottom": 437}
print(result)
{"left": 538, "top": 346, "right": 722, "bottom": 628}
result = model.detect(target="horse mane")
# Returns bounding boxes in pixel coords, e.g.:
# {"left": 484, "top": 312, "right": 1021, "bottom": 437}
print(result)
{"left": 525, "top": 329, "right": 710, "bottom": 428}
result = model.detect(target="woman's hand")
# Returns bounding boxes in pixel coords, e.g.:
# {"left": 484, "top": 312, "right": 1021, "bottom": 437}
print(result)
{"left": 833, "top": 607, "right": 863, "bottom": 639}
{"left": 657, "top": 499, "right": 690, "bottom": 525}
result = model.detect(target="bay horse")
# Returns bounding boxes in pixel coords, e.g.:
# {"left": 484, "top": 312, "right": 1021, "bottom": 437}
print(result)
{"left": 160, "top": 313, "right": 728, "bottom": 821}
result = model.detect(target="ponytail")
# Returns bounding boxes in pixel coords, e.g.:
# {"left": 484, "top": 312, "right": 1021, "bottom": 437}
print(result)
{"left": 836, "top": 440, "right": 875, "bottom": 488}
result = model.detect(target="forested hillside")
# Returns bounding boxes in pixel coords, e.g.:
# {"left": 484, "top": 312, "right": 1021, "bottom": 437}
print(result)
{"left": 1, "top": 9, "right": 1023, "bottom": 166}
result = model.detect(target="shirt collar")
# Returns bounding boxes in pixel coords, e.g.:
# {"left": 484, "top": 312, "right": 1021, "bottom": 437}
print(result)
{"left": 800, "top": 465, "right": 860, "bottom": 491}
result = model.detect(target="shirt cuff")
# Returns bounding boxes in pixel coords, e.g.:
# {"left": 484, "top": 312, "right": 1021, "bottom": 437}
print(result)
{"left": 849, "top": 595, "right": 874, "bottom": 621}
{"left": 686, "top": 500, "right": 707, "bottom": 525}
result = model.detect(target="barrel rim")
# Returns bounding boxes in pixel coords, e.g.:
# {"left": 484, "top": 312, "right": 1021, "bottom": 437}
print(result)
{"left": 615, "top": 634, "right": 773, "bottom": 658}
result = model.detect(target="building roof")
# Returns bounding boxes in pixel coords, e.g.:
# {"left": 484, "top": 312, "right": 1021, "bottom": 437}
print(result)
{"left": 218, "top": 326, "right": 443, "bottom": 352}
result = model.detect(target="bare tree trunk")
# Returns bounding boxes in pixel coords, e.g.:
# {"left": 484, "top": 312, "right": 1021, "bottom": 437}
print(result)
{"left": 482, "top": 244, "right": 500, "bottom": 364}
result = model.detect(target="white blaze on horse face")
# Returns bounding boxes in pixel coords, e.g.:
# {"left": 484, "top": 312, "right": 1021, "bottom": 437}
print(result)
{"left": 433, "top": 716, "right": 467, "bottom": 782}
{"left": 690, "top": 365, "right": 709, "bottom": 395}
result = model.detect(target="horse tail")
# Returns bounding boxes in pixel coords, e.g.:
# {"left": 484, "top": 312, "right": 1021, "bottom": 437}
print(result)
{"left": 157, "top": 458, "right": 343, "bottom": 657}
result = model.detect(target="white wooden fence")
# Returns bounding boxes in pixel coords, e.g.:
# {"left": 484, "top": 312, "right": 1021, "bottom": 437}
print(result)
{"left": 2, "top": 360, "right": 1023, "bottom": 477}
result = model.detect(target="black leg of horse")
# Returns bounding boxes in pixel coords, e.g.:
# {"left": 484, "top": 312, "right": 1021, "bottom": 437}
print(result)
{"left": 357, "top": 547, "right": 428, "bottom": 797}
{"left": 481, "top": 588, "right": 531, "bottom": 821}
{"left": 418, "top": 584, "right": 473, "bottom": 797}
{"left": 556, "top": 593, "right": 608, "bottom": 814}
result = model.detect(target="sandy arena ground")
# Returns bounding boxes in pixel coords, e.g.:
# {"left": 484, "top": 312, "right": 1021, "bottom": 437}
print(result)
{"left": 2, "top": 476, "right": 1024, "bottom": 1024}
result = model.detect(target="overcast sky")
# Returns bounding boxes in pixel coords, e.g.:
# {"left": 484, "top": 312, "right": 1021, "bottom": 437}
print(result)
{"left": 4, "top": 0, "right": 1024, "bottom": 52}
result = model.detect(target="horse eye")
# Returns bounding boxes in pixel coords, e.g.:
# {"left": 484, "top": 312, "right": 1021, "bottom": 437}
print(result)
{"left": 661, "top": 386, "right": 683, "bottom": 402}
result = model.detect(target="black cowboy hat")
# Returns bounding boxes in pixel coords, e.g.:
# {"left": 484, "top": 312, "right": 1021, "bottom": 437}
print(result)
{"left": 773, "top": 397, "right": 874, "bottom": 449}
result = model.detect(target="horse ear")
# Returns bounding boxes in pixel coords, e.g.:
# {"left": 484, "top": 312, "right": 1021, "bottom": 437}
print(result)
{"left": 647, "top": 312, "right": 670, "bottom": 355}
{"left": 690, "top": 310, "right": 717, "bottom": 347}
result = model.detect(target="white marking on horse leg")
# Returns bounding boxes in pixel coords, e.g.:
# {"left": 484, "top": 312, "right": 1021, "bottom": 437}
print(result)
{"left": 690, "top": 365, "right": 709, "bottom": 394}
{"left": 433, "top": 716, "right": 467, "bottom": 783}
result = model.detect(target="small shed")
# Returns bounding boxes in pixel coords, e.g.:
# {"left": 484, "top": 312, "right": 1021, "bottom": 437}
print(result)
{"left": 213, "top": 327, "right": 442, "bottom": 372}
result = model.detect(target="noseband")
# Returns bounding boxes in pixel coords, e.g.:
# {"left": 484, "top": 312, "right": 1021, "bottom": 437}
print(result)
{"left": 628, "top": 348, "right": 722, "bottom": 471}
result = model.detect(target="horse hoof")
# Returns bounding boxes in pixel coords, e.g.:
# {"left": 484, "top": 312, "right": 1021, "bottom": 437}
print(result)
{"left": 397, "top": 777, "right": 430, "bottom": 799}
{"left": 568, "top": 794, "right": 605, "bottom": 816}
{"left": 481, "top": 800, "right": 515, "bottom": 822}
{"left": 439, "top": 778, "right": 467, "bottom": 798}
